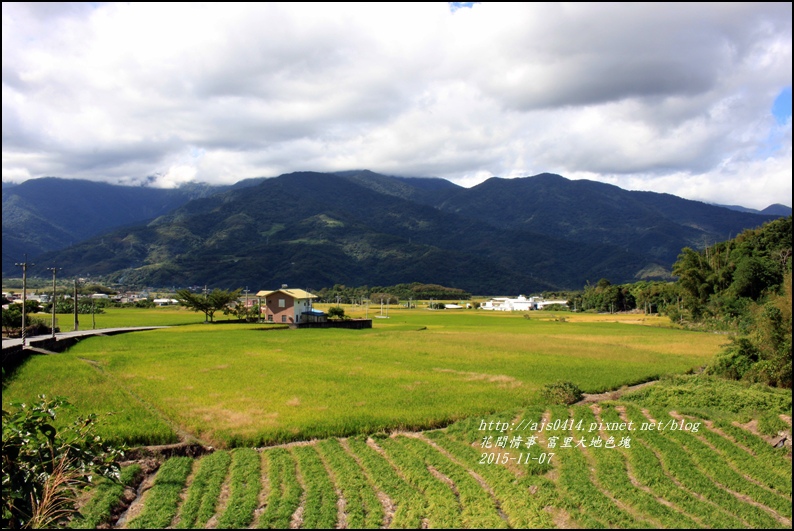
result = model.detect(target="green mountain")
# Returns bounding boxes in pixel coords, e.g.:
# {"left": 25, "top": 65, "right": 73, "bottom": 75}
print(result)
{"left": 23, "top": 171, "right": 781, "bottom": 294}
{"left": 431, "top": 173, "right": 781, "bottom": 268}
{"left": 2, "top": 177, "right": 225, "bottom": 272}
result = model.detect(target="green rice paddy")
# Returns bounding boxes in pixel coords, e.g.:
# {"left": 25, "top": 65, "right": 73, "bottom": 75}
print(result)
{"left": 4, "top": 307, "right": 727, "bottom": 447}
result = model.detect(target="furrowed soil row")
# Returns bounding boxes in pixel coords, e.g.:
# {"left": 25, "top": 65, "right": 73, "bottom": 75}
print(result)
{"left": 79, "top": 402, "right": 791, "bottom": 529}
{"left": 582, "top": 405, "right": 694, "bottom": 529}
{"left": 175, "top": 450, "right": 232, "bottom": 529}
{"left": 549, "top": 405, "right": 642, "bottom": 528}
{"left": 257, "top": 447, "right": 302, "bottom": 529}
{"left": 624, "top": 404, "right": 782, "bottom": 528}
{"left": 317, "top": 438, "right": 385, "bottom": 529}
{"left": 377, "top": 436, "right": 462, "bottom": 528}
{"left": 292, "top": 445, "right": 337, "bottom": 529}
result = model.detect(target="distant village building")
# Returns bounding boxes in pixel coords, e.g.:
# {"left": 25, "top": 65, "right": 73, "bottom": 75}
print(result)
{"left": 480, "top": 295, "right": 568, "bottom": 311}
{"left": 152, "top": 298, "right": 179, "bottom": 306}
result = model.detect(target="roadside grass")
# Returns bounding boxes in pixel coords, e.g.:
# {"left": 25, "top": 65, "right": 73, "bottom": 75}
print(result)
{"left": 3, "top": 310, "right": 727, "bottom": 448}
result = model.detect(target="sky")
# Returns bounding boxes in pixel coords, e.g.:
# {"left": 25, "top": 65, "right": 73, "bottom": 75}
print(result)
{"left": 2, "top": 2, "right": 792, "bottom": 210}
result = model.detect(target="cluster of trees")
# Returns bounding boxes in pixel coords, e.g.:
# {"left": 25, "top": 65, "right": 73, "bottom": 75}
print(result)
{"left": 672, "top": 216, "right": 791, "bottom": 388}
{"left": 572, "top": 279, "right": 679, "bottom": 315}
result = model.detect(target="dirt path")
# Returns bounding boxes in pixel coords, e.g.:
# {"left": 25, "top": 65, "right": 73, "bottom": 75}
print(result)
{"left": 575, "top": 380, "right": 658, "bottom": 405}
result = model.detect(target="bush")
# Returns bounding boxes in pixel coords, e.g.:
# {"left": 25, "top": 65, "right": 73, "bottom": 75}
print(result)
{"left": 2, "top": 396, "right": 124, "bottom": 529}
{"left": 540, "top": 381, "right": 584, "bottom": 405}
{"left": 327, "top": 306, "right": 345, "bottom": 319}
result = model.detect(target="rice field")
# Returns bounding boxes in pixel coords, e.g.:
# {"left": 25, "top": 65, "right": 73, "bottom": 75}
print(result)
{"left": 3, "top": 308, "right": 727, "bottom": 447}
{"left": 6, "top": 307, "right": 790, "bottom": 529}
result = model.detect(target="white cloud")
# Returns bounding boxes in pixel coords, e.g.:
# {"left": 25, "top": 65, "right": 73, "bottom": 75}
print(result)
{"left": 2, "top": 2, "right": 791, "bottom": 209}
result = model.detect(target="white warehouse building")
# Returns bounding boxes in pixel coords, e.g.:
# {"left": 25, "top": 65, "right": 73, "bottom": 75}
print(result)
{"left": 480, "top": 295, "right": 568, "bottom": 311}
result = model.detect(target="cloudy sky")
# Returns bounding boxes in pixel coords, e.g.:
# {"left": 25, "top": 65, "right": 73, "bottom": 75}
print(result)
{"left": 3, "top": 2, "right": 791, "bottom": 209}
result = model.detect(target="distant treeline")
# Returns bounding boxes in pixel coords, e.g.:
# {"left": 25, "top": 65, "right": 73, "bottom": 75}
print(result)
{"left": 314, "top": 282, "right": 471, "bottom": 304}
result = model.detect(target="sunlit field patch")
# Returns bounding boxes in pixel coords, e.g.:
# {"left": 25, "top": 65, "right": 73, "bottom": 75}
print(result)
{"left": 3, "top": 308, "right": 726, "bottom": 447}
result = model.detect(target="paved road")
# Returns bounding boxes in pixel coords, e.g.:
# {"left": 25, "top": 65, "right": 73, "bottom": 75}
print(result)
{"left": 2, "top": 326, "right": 170, "bottom": 350}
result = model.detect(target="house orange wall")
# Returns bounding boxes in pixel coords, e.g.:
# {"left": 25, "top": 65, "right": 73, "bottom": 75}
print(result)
{"left": 263, "top": 293, "right": 295, "bottom": 323}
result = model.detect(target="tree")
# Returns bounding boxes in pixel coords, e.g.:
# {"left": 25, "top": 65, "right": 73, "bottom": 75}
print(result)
{"left": 177, "top": 288, "right": 241, "bottom": 322}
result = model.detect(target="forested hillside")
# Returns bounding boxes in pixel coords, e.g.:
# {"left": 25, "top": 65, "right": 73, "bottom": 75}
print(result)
{"left": 22, "top": 171, "right": 782, "bottom": 293}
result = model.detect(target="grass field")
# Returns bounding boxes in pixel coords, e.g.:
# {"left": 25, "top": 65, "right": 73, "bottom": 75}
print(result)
{"left": 4, "top": 306, "right": 728, "bottom": 447}
{"left": 37, "top": 305, "right": 209, "bottom": 331}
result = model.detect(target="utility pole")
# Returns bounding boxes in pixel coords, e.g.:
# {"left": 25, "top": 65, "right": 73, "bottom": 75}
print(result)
{"left": 244, "top": 287, "right": 249, "bottom": 321}
{"left": 14, "top": 256, "right": 33, "bottom": 347}
{"left": 74, "top": 279, "right": 79, "bottom": 332}
{"left": 46, "top": 267, "right": 60, "bottom": 339}
{"left": 204, "top": 285, "right": 209, "bottom": 323}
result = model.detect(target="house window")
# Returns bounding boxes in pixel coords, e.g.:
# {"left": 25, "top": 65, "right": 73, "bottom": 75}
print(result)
{"left": 282, "top": 315, "right": 287, "bottom": 323}
{"left": 279, "top": 298, "right": 286, "bottom": 308}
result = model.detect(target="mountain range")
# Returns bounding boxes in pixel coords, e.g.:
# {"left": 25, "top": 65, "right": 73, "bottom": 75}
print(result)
{"left": 3, "top": 171, "right": 789, "bottom": 294}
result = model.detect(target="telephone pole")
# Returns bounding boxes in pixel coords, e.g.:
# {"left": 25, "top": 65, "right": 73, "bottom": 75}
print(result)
{"left": 46, "top": 267, "right": 60, "bottom": 339}
{"left": 14, "top": 256, "right": 34, "bottom": 347}
{"left": 73, "top": 279, "right": 80, "bottom": 332}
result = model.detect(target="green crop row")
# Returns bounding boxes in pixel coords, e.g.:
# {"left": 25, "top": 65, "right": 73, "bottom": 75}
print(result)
{"left": 650, "top": 409, "right": 791, "bottom": 521}
{"left": 70, "top": 464, "right": 143, "bottom": 529}
{"left": 598, "top": 405, "right": 744, "bottom": 528}
{"left": 257, "top": 447, "right": 302, "bottom": 529}
{"left": 292, "top": 445, "right": 338, "bottom": 529}
{"left": 126, "top": 457, "right": 193, "bottom": 529}
{"left": 712, "top": 420, "right": 794, "bottom": 478}
{"left": 346, "top": 436, "right": 426, "bottom": 528}
{"left": 549, "top": 405, "right": 647, "bottom": 528}
{"left": 695, "top": 421, "right": 791, "bottom": 496}
{"left": 216, "top": 448, "right": 261, "bottom": 529}
{"left": 423, "top": 428, "right": 555, "bottom": 528}
{"left": 70, "top": 400, "right": 790, "bottom": 529}
{"left": 315, "top": 439, "right": 384, "bottom": 528}
{"left": 400, "top": 435, "right": 509, "bottom": 528}
{"left": 376, "top": 436, "right": 463, "bottom": 528}
{"left": 623, "top": 404, "right": 786, "bottom": 529}
{"left": 175, "top": 450, "right": 231, "bottom": 528}
{"left": 577, "top": 405, "right": 699, "bottom": 528}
